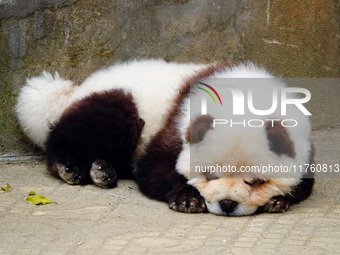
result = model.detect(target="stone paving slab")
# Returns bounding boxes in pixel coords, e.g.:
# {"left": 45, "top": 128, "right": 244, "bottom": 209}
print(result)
{"left": 0, "top": 129, "right": 339, "bottom": 255}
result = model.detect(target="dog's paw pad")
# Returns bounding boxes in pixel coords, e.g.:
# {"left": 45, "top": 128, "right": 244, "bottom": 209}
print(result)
{"left": 90, "top": 160, "right": 117, "bottom": 189}
{"left": 263, "top": 196, "right": 290, "bottom": 213}
{"left": 57, "top": 164, "right": 81, "bottom": 185}
{"left": 169, "top": 194, "right": 206, "bottom": 213}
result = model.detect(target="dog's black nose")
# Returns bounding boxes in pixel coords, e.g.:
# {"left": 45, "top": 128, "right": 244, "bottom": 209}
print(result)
{"left": 219, "top": 199, "right": 238, "bottom": 214}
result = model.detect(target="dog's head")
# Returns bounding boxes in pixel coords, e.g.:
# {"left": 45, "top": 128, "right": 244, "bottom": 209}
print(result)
{"left": 177, "top": 114, "right": 312, "bottom": 216}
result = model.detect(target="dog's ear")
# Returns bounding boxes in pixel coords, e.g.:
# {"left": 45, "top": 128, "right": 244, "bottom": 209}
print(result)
{"left": 265, "top": 120, "right": 296, "bottom": 158}
{"left": 186, "top": 115, "right": 213, "bottom": 144}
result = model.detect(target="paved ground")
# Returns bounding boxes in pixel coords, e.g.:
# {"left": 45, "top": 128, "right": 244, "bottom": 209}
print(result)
{"left": 0, "top": 129, "right": 339, "bottom": 255}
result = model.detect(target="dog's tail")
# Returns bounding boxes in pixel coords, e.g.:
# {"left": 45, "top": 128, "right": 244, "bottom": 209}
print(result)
{"left": 15, "top": 72, "right": 75, "bottom": 150}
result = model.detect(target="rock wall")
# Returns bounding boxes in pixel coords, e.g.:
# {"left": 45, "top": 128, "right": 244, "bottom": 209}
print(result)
{"left": 0, "top": 0, "right": 339, "bottom": 155}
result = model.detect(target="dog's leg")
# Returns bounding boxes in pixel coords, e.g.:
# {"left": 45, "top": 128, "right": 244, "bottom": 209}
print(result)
{"left": 136, "top": 127, "right": 206, "bottom": 213}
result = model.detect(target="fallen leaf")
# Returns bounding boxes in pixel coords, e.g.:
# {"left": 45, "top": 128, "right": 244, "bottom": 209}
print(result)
{"left": 1, "top": 183, "right": 10, "bottom": 193}
{"left": 26, "top": 192, "right": 57, "bottom": 205}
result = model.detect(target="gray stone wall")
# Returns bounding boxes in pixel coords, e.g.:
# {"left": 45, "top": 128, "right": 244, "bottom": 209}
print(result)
{"left": 0, "top": 0, "right": 339, "bottom": 155}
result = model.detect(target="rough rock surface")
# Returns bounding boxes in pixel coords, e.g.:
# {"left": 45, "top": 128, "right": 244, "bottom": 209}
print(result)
{"left": 0, "top": 0, "right": 339, "bottom": 155}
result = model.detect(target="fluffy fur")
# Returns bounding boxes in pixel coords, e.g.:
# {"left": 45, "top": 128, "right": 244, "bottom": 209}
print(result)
{"left": 15, "top": 59, "right": 314, "bottom": 216}
{"left": 16, "top": 72, "right": 75, "bottom": 149}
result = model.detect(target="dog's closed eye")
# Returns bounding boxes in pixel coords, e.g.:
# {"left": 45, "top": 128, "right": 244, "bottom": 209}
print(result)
{"left": 244, "top": 178, "right": 267, "bottom": 187}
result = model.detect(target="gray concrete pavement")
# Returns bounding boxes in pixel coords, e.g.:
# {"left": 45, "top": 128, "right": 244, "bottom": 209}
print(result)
{"left": 0, "top": 129, "right": 339, "bottom": 255}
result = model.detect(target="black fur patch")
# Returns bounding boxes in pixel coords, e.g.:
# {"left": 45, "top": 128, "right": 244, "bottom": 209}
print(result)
{"left": 186, "top": 115, "right": 213, "bottom": 144}
{"left": 289, "top": 143, "right": 315, "bottom": 204}
{"left": 46, "top": 89, "right": 144, "bottom": 186}
{"left": 266, "top": 120, "right": 296, "bottom": 158}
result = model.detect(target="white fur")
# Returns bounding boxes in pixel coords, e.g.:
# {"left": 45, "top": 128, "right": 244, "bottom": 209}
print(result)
{"left": 16, "top": 72, "right": 75, "bottom": 149}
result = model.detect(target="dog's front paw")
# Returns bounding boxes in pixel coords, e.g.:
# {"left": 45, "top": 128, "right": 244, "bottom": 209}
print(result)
{"left": 90, "top": 160, "right": 117, "bottom": 189}
{"left": 168, "top": 186, "right": 207, "bottom": 213}
{"left": 57, "top": 163, "right": 83, "bottom": 185}
{"left": 262, "top": 196, "right": 290, "bottom": 213}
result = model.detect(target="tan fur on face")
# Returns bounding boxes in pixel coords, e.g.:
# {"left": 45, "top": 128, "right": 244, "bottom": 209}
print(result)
{"left": 189, "top": 177, "right": 298, "bottom": 207}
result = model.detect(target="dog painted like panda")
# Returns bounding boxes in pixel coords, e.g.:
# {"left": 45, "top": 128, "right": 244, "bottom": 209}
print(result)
{"left": 15, "top": 59, "right": 314, "bottom": 216}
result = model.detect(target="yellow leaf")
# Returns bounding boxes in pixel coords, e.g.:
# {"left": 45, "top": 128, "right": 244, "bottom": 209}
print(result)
{"left": 26, "top": 195, "right": 57, "bottom": 205}
{"left": 28, "top": 191, "right": 37, "bottom": 196}
{"left": 1, "top": 183, "right": 9, "bottom": 193}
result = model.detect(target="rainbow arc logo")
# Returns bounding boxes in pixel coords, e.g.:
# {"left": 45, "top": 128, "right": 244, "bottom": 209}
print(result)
{"left": 197, "top": 82, "right": 223, "bottom": 106}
